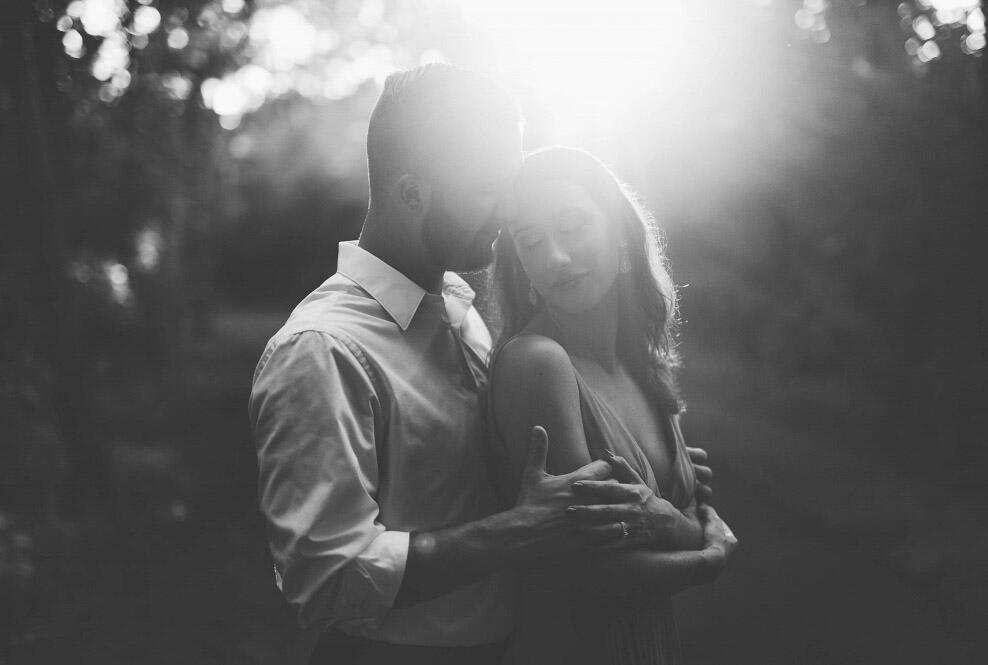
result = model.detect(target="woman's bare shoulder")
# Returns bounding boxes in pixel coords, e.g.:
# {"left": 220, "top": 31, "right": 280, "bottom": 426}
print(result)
{"left": 490, "top": 330, "right": 589, "bottom": 475}
{"left": 492, "top": 331, "right": 574, "bottom": 390}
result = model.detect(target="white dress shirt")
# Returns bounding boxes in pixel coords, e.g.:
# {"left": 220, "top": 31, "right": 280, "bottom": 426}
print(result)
{"left": 249, "top": 241, "right": 513, "bottom": 646}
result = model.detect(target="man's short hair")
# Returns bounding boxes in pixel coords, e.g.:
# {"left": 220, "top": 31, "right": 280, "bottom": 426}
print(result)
{"left": 366, "top": 64, "right": 523, "bottom": 208}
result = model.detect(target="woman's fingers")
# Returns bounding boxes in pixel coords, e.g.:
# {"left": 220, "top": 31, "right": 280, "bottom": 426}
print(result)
{"left": 572, "top": 479, "right": 643, "bottom": 503}
{"left": 687, "top": 447, "right": 714, "bottom": 501}
{"left": 566, "top": 503, "right": 639, "bottom": 523}
{"left": 686, "top": 446, "right": 709, "bottom": 464}
{"left": 693, "top": 464, "right": 713, "bottom": 485}
{"left": 578, "top": 521, "right": 631, "bottom": 546}
{"left": 601, "top": 451, "right": 647, "bottom": 486}
{"left": 696, "top": 484, "right": 713, "bottom": 503}
{"left": 701, "top": 504, "right": 726, "bottom": 523}
{"left": 700, "top": 505, "right": 737, "bottom": 544}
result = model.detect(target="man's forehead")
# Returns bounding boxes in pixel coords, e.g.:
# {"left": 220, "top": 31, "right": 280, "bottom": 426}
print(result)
{"left": 438, "top": 137, "right": 522, "bottom": 183}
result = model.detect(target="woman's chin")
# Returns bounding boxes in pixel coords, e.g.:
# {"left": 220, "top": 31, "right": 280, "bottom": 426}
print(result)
{"left": 545, "top": 293, "right": 605, "bottom": 316}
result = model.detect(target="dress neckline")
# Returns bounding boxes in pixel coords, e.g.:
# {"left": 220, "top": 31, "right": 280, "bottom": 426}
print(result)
{"left": 568, "top": 360, "right": 680, "bottom": 495}
{"left": 513, "top": 322, "right": 683, "bottom": 501}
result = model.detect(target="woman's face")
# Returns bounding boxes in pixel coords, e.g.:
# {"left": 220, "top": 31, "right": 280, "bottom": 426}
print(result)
{"left": 509, "top": 178, "right": 621, "bottom": 314}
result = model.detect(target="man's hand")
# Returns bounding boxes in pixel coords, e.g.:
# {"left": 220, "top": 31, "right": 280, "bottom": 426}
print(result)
{"left": 687, "top": 446, "right": 714, "bottom": 502}
{"left": 395, "top": 427, "right": 660, "bottom": 607}
{"left": 398, "top": 427, "right": 645, "bottom": 606}
{"left": 565, "top": 452, "right": 703, "bottom": 550}
{"left": 512, "top": 426, "right": 628, "bottom": 554}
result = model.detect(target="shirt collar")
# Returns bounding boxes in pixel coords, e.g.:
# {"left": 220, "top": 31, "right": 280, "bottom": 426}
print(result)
{"left": 336, "top": 241, "right": 476, "bottom": 331}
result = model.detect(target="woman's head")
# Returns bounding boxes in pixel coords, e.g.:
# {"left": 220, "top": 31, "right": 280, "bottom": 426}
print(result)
{"left": 493, "top": 146, "right": 681, "bottom": 410}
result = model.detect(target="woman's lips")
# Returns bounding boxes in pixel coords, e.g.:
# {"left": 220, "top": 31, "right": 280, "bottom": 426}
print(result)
{"left": 552, "top": 272, "right": 589, "bottom": 289}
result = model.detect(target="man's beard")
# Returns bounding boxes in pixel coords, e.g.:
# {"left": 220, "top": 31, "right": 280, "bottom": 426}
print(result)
{"left": 422, "top": 190, "right": 498, "bottom": 272}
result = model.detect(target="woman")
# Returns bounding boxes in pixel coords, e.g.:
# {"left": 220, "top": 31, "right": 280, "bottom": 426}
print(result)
{"left": 488, "top": 147, "right": 736, "bottom": 664}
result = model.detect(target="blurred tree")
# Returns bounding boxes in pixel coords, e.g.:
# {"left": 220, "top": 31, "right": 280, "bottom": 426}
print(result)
{"left": 2, "top": 0, "right": 467, "bottom": 531}
{"left": 1, "top": 1, "right": 111, "bottom": 518}
{"left": 7, "top": 0, "right": 986, "bottom": 525}
{"left": 43, "top": 0, "right": 446, "bottom": 345}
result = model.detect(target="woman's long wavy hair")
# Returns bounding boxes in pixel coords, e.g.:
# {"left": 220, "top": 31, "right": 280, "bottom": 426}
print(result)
{"left": 492, "top": 147, "right": 682, "bottom": 413}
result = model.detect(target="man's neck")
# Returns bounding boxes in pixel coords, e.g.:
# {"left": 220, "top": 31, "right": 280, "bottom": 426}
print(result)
{"left": 358, "top": 218, "right": 445, "bottom": 294}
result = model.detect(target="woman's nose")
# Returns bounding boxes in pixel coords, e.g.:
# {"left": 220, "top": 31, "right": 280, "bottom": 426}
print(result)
{"left": 545, "top": 239, "right": 572, "bottom": 269}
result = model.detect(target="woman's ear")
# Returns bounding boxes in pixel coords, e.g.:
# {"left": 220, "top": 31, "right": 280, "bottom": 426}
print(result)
{"left": 397, "top": 173, "right": 431, "bottom": 216}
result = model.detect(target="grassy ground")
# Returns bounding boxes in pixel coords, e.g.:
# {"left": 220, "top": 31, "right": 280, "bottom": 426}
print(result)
{"left": 4, "top": 306, "right": 986, "bottom": 665}
{"left": 676, "top": 390, "right": 988, "bottom": 664}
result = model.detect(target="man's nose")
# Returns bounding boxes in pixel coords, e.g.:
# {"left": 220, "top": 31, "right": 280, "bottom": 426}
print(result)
{"left": 492, "top": 188, "right": 517, "bottom": 227}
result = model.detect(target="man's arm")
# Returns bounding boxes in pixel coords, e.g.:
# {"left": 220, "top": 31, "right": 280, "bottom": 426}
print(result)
{"left": 251, "top": 331, "right": 629, "bottom": 624}
{"left": 250, "top": 331, "right": 409, "bottom": 630}
{"left": 395, "top": 426, "right": 623, "bottom": 606}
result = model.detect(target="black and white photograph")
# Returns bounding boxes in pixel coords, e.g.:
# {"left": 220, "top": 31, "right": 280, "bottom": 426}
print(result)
{"left": 2, "top": 1, "right": 986, "bottom": 663}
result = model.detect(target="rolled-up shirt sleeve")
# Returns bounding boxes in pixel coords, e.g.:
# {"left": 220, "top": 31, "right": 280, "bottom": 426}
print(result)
{"left": 249, "top": 330, "right": 409, "bottom": 630}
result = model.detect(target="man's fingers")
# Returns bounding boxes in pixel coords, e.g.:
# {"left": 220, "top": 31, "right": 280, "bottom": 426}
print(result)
{"left": 523, "top": 426, "right": 549, "bottom": 479}
{"left": 568, "top": 459, "right": 613, "bottom": 482}
{"left": 693, "top": 464, "right": 713, "bottom": 484}
{"left": 572, "top": 480, "right": 640, "bottom": 503}
{"left": 695, "top": 482, "right": 713, "bottom": 503}
{"left": 603, "top": 452, "right": 647, "bottom": 487}
{"left": 686, "top": 446, "right": 709, "bottom": 464}
{"left": 566, "top": 503, "right": 639, "bottom": 523}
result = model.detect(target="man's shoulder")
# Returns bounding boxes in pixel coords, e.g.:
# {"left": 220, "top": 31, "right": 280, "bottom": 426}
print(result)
{"left": 269, "top": 273, "right": 392, "bottom": 345}
{"left": 251, "top": 274, "right": 391, "bottom": 386}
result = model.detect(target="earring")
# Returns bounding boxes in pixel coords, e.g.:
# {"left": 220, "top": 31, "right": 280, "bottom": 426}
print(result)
{"left": 619, "top": 240, "right": 631, "bottom": 274}
{"left": 528, "top": 283, "right": 538, "bottom": 306}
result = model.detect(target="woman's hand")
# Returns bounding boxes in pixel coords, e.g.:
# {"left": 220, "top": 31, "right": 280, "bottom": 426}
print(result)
{"left": 686, "top": 446, "right": 714, "bottom": 502}
{"left": 696, "top": 504, "right": 738, "bottom": 581}
{"left": 566, "top": 452, "right": 704, "bottom": 550}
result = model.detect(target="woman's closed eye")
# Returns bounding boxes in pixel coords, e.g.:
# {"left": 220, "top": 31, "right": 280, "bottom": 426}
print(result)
{"left": 517, "top": 233, "right": 544, "bottom": 249}
{"left": 557, "top": 212, "right": 588, "bottom": 233}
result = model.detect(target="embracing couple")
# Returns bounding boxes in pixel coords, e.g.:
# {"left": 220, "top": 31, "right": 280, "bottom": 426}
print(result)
{"left": 249, "top": 64, "right": 738, "bottom": 665}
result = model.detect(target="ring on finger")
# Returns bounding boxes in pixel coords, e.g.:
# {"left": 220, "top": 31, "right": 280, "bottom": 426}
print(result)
{"left": 618, "top": 521, "right": 629, "bottom": 539}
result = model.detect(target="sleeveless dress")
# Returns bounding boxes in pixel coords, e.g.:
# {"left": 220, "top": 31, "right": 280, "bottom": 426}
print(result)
{"left": 487, "top": 332, "right": 698, "bottom": 665}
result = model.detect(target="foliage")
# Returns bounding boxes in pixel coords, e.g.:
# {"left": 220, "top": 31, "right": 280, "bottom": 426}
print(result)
{"left": 7, "top": 0, "right": 985, "bottom": 524}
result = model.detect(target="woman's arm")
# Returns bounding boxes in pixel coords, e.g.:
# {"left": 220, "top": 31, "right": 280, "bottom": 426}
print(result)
{"left": 549, "top": 504, "right": 737, "bottom": 599}
{"left": 570, "top": 454, "right": 705, "bottom": 551}
{"left": 490, "top": 334, "right": 596, "bottom": 496}
{"left": 491, "top": 335, "right": 717, "bottom": 596}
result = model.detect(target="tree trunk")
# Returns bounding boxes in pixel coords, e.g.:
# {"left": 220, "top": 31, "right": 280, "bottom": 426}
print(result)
{"left": 8, "top": 6, "right": 116, "bottom": 518}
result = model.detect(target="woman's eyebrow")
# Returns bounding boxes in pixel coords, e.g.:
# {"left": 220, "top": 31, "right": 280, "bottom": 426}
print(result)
{"left": 552, "top": 206, "right": 588, "bottom": 220}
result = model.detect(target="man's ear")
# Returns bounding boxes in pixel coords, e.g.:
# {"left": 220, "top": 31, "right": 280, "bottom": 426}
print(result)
{"left": 397, "top": 174, "right": 431, "bottom": 215}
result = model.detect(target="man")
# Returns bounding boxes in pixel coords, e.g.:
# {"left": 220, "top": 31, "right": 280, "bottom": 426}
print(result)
{"left": 249, "top": 64, "right": 729, "bottom": 664}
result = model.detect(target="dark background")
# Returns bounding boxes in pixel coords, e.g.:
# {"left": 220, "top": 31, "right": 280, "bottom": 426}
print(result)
{"left": 2, "top": 1, "right": 986, "bottom": 663}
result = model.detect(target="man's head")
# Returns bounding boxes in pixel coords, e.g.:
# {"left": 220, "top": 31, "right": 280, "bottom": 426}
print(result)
{"left": 366, "top": 64, "right": 524, "bottom": 272}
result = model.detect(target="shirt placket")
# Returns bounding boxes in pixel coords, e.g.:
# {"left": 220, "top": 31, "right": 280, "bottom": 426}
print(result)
{"left": 450, "top": 319, "right": 487, "bottom": 391}
{"left": 441, "top": 298, "right": 487, "bottom": 392}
